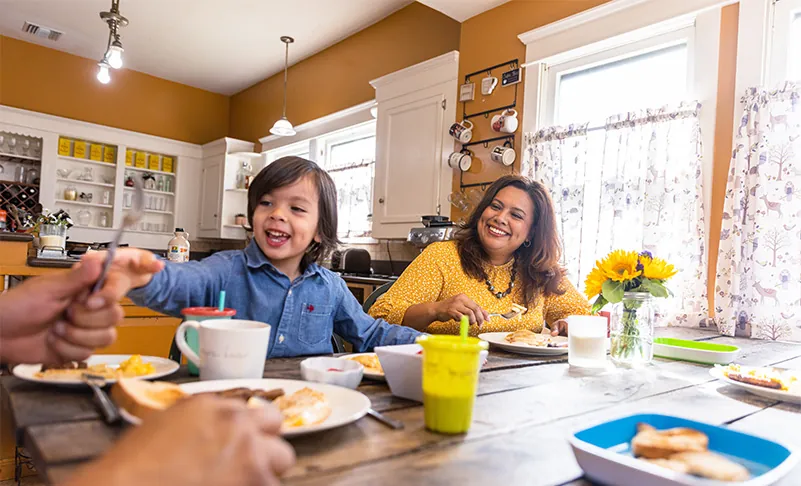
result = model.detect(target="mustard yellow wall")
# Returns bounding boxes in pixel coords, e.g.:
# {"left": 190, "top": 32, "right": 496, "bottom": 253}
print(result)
{"left": 453, "top": 0, "right": 609, "bottom": 217}
{"left": 0, "top": 35, "right": 230, "bottom": 144}
{"left": 228, "top": 2, "right": 462, "bottom": 145}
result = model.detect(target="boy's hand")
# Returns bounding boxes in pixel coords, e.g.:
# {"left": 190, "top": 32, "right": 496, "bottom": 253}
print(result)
{"left": 78, "top": 248, "right": 164, "bottom": 300}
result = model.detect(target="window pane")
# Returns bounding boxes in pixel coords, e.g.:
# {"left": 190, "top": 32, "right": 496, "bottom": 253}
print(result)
{"left": 556, "top": 44, "right": 688, "bottom": 126}
{"left": 791, "top": 13, "right": 801, "bottom": 81}
{"left": 329, "top": 163, "right": 374, "bottom": 238}
{"left": 328, "top": 136, "right": 376, "bottom": 171}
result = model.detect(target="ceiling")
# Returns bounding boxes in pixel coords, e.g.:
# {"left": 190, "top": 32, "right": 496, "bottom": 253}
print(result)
{"left": 0, "top": 0, "right": 508, "bottom": 96}
{"left": 419, "top": 0, "right": 512, "bottom": 22}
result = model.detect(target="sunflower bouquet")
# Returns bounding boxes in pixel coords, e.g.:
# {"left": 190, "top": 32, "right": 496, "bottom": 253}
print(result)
{"left": 584, "top": 250, "right": 677, "bottom": 364}
{"left": 584, "top": 250, "right": 677, "bottom": 313}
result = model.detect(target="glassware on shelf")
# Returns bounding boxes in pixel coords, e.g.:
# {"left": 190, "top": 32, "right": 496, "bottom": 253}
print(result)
{"left": 102, "top": 190, "right": 111, "bottom": 205}
{"left": 21, "top": 140, "right": 30, "bottom": 155}
{"left": 157, "top": 176, "right": 164, "bottom": 192}
{"left": 33, "top": 140, "right": 42, "bottom": 157}
{"left": 77, "top": 167, "right": 94, "bottom": 182}
{"left": 26, "top": 168, "right": 39, "bottom": 185}
{"left": 56, "top": 168, "right": 72, "bottom": 179}
{"left": 14, "top": 165, "right": 26, "bottom": 183}
{"left": 143, "top": 174, "right": 156, "bottom": 190}
{"left": 123, "top": 191, "right": 132, "bottom": 208}
{"left": 236, "top": 161, "right": 253, "bottom": 189}
{"left": 98, "top": 212, "right": 110, "bottom": 228}
{"left": 76, "top": 210, "right": 91, "bottom": 226}
{"left": 63, "top": 185, "right": 78, "bottom": 201}
{"left": 165, "top": 176, "right": 172, "bottom": 193}
{"left": 0, "top": 135, "right": 5, "bottom": 152}
{"left": 8, "top": 137, "right": 17, "bottom": 154}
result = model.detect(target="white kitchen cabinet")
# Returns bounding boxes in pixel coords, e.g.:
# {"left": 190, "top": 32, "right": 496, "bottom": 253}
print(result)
{"left": 197, "top": 137, "right": 265, "bottom": 240}
{"left": 369, "top": 51, "right": 459, "bottom": 239}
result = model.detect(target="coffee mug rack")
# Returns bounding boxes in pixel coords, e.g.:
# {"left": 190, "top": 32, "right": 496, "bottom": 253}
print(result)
{"left": 461, "top": 59, "right": 519, "bottom": 121}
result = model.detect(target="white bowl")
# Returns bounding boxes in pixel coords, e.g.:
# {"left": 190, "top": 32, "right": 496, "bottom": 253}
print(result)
{"left": 300, "top": 357, "right": 363, "bottom": 389}
{"left": 375, "top": 344, "right": 488, "bottom": 403}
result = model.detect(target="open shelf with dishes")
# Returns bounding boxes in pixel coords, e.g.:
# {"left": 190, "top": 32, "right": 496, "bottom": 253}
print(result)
{"left": 0, "top": 131, "right": 43, "bottom": 226}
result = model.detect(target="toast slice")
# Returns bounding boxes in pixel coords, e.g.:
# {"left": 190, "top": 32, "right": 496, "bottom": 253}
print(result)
{"left": 632, "top": 423, "right": 709, "bottom": 459}
{"left": 111, "top": 377, "right": 186, "bottom": 421}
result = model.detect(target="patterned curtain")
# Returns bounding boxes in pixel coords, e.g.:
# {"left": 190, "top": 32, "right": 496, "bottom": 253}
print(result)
{"left": 523, "top": 103, "right": 708, "bottom": 327}
{"left": 715, "top": 83, "right": 801, "bottom": 342}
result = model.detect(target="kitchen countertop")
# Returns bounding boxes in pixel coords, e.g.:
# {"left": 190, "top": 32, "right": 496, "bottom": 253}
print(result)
{"left": 0, "top": 232, "right": 33, "bottom": 242}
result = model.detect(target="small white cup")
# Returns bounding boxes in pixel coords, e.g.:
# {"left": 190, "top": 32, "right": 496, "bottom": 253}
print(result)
{"left": 490, "top": 145, "right": 516, "bottom": 166}
{"left": 448, "top": 151, "right": 472, "bottom": 171}
{"left": 175, "top": 319, "right": 271, "bottom": 380}
{"left": 567, "top": 315, "right": 608, "bottom": 369}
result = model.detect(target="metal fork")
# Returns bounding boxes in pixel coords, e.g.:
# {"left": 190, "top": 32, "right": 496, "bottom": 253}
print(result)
{"left": 488, "top": 305, "right": 527, "bottom": 320}
{"left": 91, "top": 176, "right": 144, "bottom": 293}
{"left": 82, "top": 373, "right": 121, "bottom": 424}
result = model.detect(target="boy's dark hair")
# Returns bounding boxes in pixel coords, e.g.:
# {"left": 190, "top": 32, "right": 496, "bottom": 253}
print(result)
{"left": 247, "top": 156, "right": 340, "bottom": 270}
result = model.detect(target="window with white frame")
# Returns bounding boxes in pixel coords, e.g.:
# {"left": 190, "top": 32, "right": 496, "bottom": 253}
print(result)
{"left": 264, "top": 121, "right": 376, "bottom": 239}
{"left": 770, "top": 0, "right": 801, "bottom": 83}
{"left": 546, "top": 28, "right": 692, "bottom": 126}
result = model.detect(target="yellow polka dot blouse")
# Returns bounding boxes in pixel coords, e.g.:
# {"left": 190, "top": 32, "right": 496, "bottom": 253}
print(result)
{"left": 369, "top": 241, "right": 591, "bottom": 336}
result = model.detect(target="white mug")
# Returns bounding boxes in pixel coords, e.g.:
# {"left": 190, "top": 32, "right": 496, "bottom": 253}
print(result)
{"left": 448, "top": 120, "right": 474, "bottom": 143}
{"left": 491, "top": 109, "right": 519, "bottom": 134}
{"left": 490, "top": 145, "right": 516, "bottom": 166}
{"left": 448, "top": 151, "right": 472, "bottom": 171}
{"left": 175, "top": 319, "right": 271, "bottom": 380}
{"left": 481, "top": 76, "right": 499, "bottom": 95}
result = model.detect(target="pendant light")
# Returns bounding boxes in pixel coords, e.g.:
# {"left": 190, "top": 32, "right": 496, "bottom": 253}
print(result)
{"left": 270, "top": 36, "right": 296, "bottom": 137}
{"left": 96, "top": 0, "right": 128, "bottom": 84}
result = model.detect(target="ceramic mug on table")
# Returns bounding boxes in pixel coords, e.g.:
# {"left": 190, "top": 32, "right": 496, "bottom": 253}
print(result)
{"left": 448, "top": 120, "right": 474, "bottom": 143}
{"left": 490, "top": 144, "right": 516, "bottom": 166}
{"left": 491, "top": 109, "right": 519, "bottom": 134}
{"left": 179, "top": 307, "right": 236, "bottom": 375}
{"left": 175, "top": 318, "right": 271, "bottom": 380}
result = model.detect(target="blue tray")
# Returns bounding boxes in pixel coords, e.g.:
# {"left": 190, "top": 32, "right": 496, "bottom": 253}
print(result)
{"left": 569, "top": 413, "right": 798, "bottom": 486}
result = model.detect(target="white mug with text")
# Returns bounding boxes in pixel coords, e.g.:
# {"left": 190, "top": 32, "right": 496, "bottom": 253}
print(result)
{"left": 175, "top": 319, "right": 271, "bottom": 380}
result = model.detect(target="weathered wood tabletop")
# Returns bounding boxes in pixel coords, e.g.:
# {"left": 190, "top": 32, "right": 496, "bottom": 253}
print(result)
{"left": 2, "top": 327, "right": 800, "bottom": 486}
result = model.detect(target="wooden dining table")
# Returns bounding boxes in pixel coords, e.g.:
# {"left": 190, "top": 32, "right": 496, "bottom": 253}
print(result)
{"left": 2, "top": 327, "right": 801, "bottom": 486}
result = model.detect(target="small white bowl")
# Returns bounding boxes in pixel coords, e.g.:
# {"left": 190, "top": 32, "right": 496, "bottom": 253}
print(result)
{"left": 300, "top": 357, "right": 363, "bottom": 389}
{"left": 375, "top": 344, "right": 488, "bottom": 403}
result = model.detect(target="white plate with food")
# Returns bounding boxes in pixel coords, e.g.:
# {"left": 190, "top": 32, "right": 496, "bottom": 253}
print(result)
{"left": 479, "top": 330, "right": 568, "bottom": 356}
{"left": 12, "top": 354, "right": 179, "bottom": 386}
{"left": 113, "top": 377, "right": 371, "bottom": 438}
{"left": 339, "top": 353, "right": 385, "bottom": 381}
{"left": 710, "top": 364, "right": 801, "bottom": 404}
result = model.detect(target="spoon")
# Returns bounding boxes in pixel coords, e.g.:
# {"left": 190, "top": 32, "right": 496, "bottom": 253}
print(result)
{"left": 91, "top": 176, "right": 144, "bottom": 293}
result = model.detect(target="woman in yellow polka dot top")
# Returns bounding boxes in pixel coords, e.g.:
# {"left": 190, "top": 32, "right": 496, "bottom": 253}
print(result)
{"left": 369, "top": 175, "right": 590, "bottom": 337}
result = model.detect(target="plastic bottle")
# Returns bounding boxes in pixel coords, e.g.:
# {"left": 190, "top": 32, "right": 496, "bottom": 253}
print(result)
{"left": 167, "top": 228, "right": 190, "bottom": 263}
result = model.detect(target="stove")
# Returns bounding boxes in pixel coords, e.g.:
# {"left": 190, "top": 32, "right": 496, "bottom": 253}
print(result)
{"left": 408, "top": 225, "right": 457, "bottom": 249}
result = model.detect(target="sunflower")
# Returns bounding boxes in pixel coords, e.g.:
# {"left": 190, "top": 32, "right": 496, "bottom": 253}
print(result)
{"left": 584, "top": 265, "right": 607, "bottom": 299}
{"left": 600, "top": 250, "right": 642, "bottom": 282}
{"left": 641, "top": 256, "right": 677, "bottom": 280}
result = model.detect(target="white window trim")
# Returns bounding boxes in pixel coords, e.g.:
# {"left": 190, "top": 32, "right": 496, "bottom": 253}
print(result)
{"left": 517, "top": 0, "right": 727, "bottom": 263}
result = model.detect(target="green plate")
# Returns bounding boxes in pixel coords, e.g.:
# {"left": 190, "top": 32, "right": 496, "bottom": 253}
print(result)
{"left": 653, "top": 337, "right": 739, "bottom": 365}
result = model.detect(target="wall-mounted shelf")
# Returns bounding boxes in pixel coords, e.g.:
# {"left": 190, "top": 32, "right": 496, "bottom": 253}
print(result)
{"left": 128, "top": 229, "right": 171, "bottom": 235}
{"left": 0, "top": 152, "right": 41, "bottom": 163}
{"left": 55, "top": 199, "right": 112, "bottom": 209}
{"left": 223, "top": 224, "right": 248, "bottom": 229}
{"left": 126, "top": 166, "right": 175, "bottom": 177}
{"left": 58, "top": 156, "right": 116, "bottom": 168}
{"left": 124, "top": 208, "right": 173, "bottom": 215}
{"left": 225, "top": 188, "right": 248, "bottom": 193}
{"left": 124, "top": 186, "right": 174, "bottom": 196}
{"left": 56, "top": 178, "right": 115, "bottom": 188}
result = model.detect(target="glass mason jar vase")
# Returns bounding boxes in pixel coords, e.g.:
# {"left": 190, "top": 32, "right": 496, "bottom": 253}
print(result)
{"left": 38, "top": 224, "right": 67, "bottom": 250}
{"left": 609, "top": 292, "right": 655, "bottom": 367}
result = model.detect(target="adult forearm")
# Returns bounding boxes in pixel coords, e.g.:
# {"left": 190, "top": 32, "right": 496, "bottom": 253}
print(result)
{"left": 400, "top": 302, "right": 440, "bottom": 331}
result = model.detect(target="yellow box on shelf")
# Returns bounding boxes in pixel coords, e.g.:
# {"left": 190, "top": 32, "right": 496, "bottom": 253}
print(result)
{"left": 58, "top": 137, "right": 72, "bottom": 156}
{"left": 103, "top": 145, "right": 116, "bottom": 164}
{"left": 73, "top": 141, "right": 87, "bottom": 159}
{"left": 125, "top": 149, "right": 133, "bottom": 166}
{"left": 148, "top": 154, "right": 160, "bottom": 171}
{"left": 162, "top": 156, "right": 174, "bottom": 173}
{"left": 89, "top": 143, "right": 103, "bottom": 161}
{"left": 134, "top": 151, "right": 146, "bottom": 168}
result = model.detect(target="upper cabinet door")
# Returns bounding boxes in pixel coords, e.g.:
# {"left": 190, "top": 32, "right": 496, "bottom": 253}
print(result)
{"left": 372, "top": 82, "right": 454, "bottom": 239}
{"left": 199, "top": 159, "right": 223, "bottom": 230}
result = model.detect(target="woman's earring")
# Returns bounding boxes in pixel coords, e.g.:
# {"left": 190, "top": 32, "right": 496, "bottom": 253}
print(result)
{"left": 523, "top": 240, "right": 532, "bottom": 248}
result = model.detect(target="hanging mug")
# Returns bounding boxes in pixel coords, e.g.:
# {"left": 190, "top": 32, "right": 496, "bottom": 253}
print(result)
{"left": 490, "top": 142, "right": 516, "bottom": 166}
{"left": 448, "top": 149, "right": 472, "bottom": 171}
{"left": 448, "top": 120, "right": 474, "bottom": 144}
{"left": 491, "top": 109, "right": 519, "bottom": 134}
{"left": 481, "top": 76, "right": 499, "bottom": 95}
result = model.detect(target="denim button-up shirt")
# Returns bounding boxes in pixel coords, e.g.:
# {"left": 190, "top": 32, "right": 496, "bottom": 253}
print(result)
{"left": 128, "top": 242, "right": 421, "bottom": 358}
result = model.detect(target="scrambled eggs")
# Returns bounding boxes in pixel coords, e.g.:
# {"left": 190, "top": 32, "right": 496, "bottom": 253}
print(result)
{"left": 117, "top": 355, "right": 156, "bottom": 377}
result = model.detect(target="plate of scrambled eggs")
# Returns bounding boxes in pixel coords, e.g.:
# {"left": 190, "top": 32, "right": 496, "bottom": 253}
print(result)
{"left": 13, "top": 354, "right": 179, "bottom": 386}
{"left": 711, "top": 364, "right": 801, "bottom": 404}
